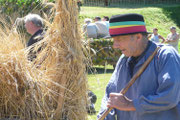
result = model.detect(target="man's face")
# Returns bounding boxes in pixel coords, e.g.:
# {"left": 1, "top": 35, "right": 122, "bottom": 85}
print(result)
{"left": 113, "top": 34, "right": 142, "bottom": 57}
{"left": 153, "top": 29, "right": 158, "bottom": 34}
{"left": 25, "top": 21, "right": 35, "bottom": 35}
{"left": 170, "top": 29, "right": 176, "bottom": 33}
{"left": 94, "top": 18, "right": 98, "bottom": 22}
{"left": 102, "top": 18, "right": 106, "bottom": 21}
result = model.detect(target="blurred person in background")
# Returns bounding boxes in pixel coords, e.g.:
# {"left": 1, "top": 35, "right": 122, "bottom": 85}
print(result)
{"left": 148, "top": 28, "right": 165, "bottom": 43}
{"left": 165, "top": 26, "right": 179, "bottom": 52}
{"left": 94, "top": 16, "right": 110, "bottom": 38}
{"left": 83, "top": 18, "right": 98, "bottom": 39}
{"left": 24, "top": 13, "right": 45, "bottom": 61}
{"left": 103, "top": 16, "right": 110, "bottom": 31}
{"left": 77, "top": 0, "right": 82, "bottom": 12}
{"left": 87, "top": 90, "right": 97, "bottom": 115}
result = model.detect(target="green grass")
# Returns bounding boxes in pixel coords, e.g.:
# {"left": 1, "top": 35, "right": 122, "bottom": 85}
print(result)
{"left": 88, "top": 72, "right": 112, "bottom": 120}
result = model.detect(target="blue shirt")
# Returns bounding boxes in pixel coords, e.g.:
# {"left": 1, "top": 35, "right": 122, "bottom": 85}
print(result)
{"left": 98, "top": 41, "right": 180, "bottom": 120}
{"left": 86, "top": 23, "right": 98, "bottom": 39}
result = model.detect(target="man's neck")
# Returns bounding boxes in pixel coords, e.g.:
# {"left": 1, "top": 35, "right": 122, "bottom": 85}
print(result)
{"left": 31, "top": 28, "right": 41, "bottom": 35}
{"left": 172, "top": 32, "right": 176, "bottom": 35}
{"left": 154, "top": 33, "right": 158, "bottom": 35}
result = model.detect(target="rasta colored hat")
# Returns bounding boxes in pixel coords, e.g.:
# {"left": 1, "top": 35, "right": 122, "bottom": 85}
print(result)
{"left": 109, "top": 13, "right": 148, "bottom": 37}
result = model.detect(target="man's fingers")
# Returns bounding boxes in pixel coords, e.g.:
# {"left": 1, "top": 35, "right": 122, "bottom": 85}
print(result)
{"left": 108, "top": 93, "right": 121, "bottom": 108}
{"left": 109, "top": 93, "right": 119, "bottom": 97}
{"left": 107, "top": 99, "right": 114, "bottom": 108}
{"left": 109, "top": 93, "right": 116, "bottom": 97}
{"left": 109, "top": 93, "right": 122, "bottom": 97}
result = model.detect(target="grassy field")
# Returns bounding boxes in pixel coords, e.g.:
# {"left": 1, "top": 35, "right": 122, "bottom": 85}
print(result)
{"left": 81, "top": 5, "right": 180, "bottom": 120}
{"left": 88, "top": 67, "right": 113, "bottom": 120}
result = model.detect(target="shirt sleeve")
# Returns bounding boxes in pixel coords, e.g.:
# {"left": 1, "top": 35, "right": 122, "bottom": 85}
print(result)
{"left": 133, "top": 48, "right": 180, "bottom": 114}
{"left": 97, "top": 83, "right": 116, "bottom": 120}
{"left": 97, "top": 55, "right": 126, "bottom": 120}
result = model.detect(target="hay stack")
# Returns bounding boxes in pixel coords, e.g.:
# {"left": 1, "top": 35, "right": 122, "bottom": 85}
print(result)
{"left": 0, "top": 0, "right": 87, "bottom": 119}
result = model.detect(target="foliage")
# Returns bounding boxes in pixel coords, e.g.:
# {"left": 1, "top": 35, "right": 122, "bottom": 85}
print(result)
{"left": 1, "top": 0, "right": 37, "bottom": 16}
{"left": 0, "top": 0, "right": 55, "bottom": 18}
{"left": 89, "top": 38, "right": 121, "bottom": 67}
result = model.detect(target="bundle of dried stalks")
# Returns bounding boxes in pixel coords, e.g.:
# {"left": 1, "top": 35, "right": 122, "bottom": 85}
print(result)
{"left": 0, "top": 0, "right": 87, "bottom": 119}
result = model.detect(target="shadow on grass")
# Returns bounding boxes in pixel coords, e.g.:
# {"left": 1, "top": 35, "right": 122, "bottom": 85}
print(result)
{"left": 88, "top": 67, "right": 114, "bottom": 74}
{"left": 162, "top": 6, "right": 180, "bottom": 27}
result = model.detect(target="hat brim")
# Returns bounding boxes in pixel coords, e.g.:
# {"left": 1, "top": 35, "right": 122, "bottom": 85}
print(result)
{"left": 110, "top": 32, "right": 151, "bottom": 37}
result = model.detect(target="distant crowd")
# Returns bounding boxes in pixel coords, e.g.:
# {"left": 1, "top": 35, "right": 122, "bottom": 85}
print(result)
{"left": 82, "top": 16, "right": 110, "bottom": 39}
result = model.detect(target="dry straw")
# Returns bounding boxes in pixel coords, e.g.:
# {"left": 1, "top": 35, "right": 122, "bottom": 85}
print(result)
{"left": 0, "top": 0, "right": 87, "bottom": 119}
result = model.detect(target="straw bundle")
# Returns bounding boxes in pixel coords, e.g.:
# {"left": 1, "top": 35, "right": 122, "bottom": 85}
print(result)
{"left": 0, "top": 0, "right": 87, "bottom": 119}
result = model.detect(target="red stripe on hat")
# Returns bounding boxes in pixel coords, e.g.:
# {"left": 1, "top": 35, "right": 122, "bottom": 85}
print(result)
{"left": 109, "top": 26, "right": 147, "bottom": 36}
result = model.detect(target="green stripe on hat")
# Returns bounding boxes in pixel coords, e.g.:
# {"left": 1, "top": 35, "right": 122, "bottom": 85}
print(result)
{"left": 110, "top": 21, "right": 145, "bottom": 27}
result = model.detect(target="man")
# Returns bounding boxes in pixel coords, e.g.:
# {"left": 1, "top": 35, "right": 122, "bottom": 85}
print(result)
{"left": 24, "top": 13, "right": 44, "bottom": 61}
{"left": 102, "top": 16, "right": 109, "bottom": 22}
{"left": 94, "top": 16, "right": 110, "bottom": 38}
{"left": 148, "top": 28, "right": 165, "bottom": 43}
{"left": 87, "top": 90, "right": 97, "bottom": 115}
{"left": 94, "top": 16, "right": 102, "bottom": 22}
{"left": 77, "top": 0, "right": 82, "bottom": 12}
{"left": 83, "top": 18, "right": 98, "bottom": 39}
{"left": 102, "top": 16, "right": 110, "bottom": 32}
{"left": 98, "top": 13, "right": 180, "bottom": 120}
{"left": 165, "top": 26, "right": 179, "bottom": 52}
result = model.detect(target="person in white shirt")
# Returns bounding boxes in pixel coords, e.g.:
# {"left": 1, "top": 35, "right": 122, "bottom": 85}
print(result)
{"left": 102, "top": 16, "right": 110, "bottom": 31}
{"left": 148, "top": 28, "right": 165, "bottom": 43}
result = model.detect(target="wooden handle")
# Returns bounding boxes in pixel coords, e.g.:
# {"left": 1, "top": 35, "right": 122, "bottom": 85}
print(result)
{"left": 98, "top": 47, "right": 160, "bottom": 120}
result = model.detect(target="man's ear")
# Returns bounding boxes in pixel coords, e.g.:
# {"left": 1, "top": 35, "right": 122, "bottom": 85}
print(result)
{"left": 135, "top": 33, "right": 143, "bottom": 41}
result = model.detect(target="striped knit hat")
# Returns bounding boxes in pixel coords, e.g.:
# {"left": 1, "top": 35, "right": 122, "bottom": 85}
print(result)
{"left": 109, "top": 13, "right": 148, "bottom": 37}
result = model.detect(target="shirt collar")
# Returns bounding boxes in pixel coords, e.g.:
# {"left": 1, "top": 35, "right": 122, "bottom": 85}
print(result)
{"left": 135, "top": 41, "right": 157, "bottom": 67}
{"left": 126, "top": 41, "right": 157, "bottom": 67}
{"left": 31, "top": 29, "right": 43, "bottom": 38}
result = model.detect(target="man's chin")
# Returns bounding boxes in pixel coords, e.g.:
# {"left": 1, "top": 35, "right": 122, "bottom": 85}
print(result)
{"left": 123, "top": 53, "right": 131, "bottom": 57}
{"left": 122, "top": 51, "right": 129, "bottom": 57}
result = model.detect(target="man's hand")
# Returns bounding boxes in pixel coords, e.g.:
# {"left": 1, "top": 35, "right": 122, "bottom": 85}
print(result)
{"left": 107, "top": 93, "right": 136, "bottom": 111}
{"left": 165, "top": 39, "right": 170, "bottom": 43}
